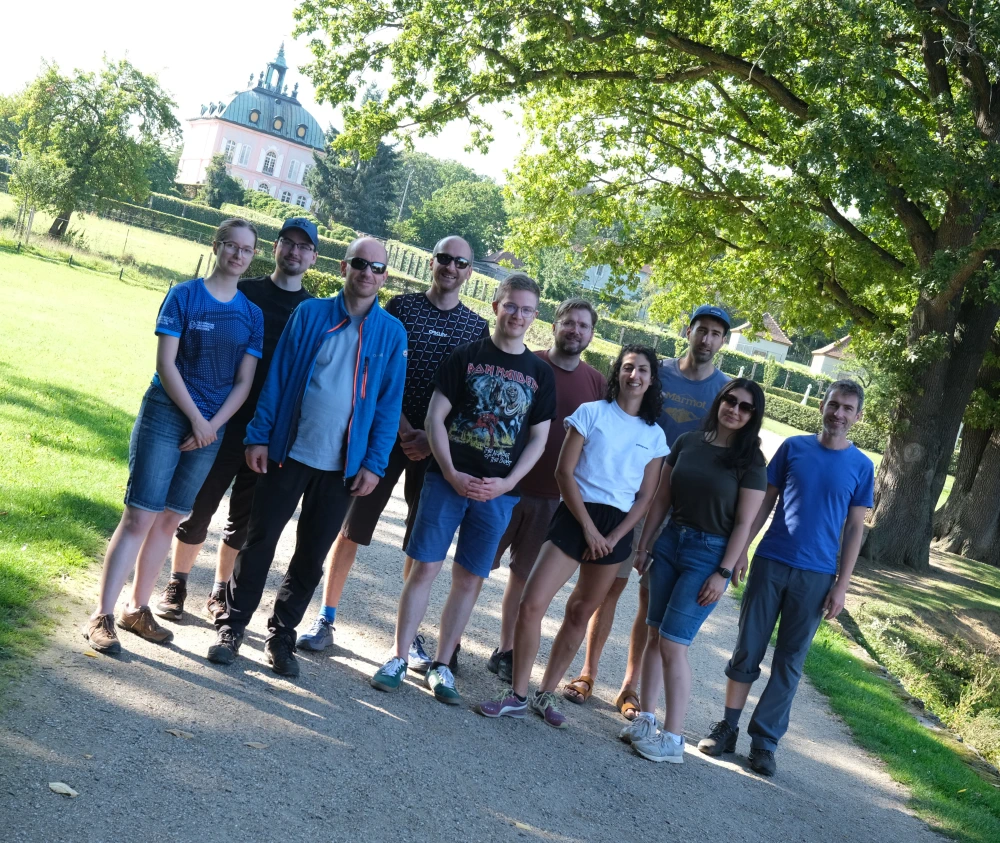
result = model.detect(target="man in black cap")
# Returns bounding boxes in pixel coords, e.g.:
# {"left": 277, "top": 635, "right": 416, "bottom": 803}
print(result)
{"left": 562, "top": 304, "right": 732, "bottom": 718}
{"left": 153, "top": 218, "right": 317, "bottom": 622}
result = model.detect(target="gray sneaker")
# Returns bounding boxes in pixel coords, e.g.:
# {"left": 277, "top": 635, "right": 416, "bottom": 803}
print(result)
{"left": 619, "top": 715, "right": 657, "bottom": 744}
{"left": 296, "top": 616, "right": 335, "bottom": 651}
{"left": 408, "top": 635, "right": 433, "bottom": 674}
{"left": 633, "top": 732, "right": 685, "bottom": 764}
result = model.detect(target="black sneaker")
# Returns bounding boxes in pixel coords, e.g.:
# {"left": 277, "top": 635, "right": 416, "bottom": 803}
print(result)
{"left": 698, "top": 721, "right": 739, "bottom": 756}
{"left": 265, "top": 635, "right": 300, "bottom": 678}
{"left": 449, "top": 642, "right": 461, "bottom": 674}
{"left": 154, "top": 578, "right": 187, "bottom": 621}
{"left": 487, "top": 648, "right": 513, "bottom": 683}
{"left": 207, "top": 628, "right": 243, "bottom": 664}
{"left": 748, "top": 747, "right": 777, "bottom": 776}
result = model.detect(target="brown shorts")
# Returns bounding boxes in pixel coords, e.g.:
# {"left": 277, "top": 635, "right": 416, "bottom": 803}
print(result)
{"left": 491, "top": 494, "right": 561, "bottom": 579}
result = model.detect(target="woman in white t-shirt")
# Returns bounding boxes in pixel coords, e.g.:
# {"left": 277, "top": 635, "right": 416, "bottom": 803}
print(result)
{"left": 475, "top": 345, "right": 669, "bottom": 728}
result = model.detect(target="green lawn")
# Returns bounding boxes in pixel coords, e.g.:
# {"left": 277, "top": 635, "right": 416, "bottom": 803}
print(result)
{"left": 0, "top": 251, "right": 158, "bottom": 683}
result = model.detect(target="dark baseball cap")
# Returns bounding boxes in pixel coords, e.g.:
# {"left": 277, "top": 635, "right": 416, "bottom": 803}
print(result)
{"left": 690, "top": 304, "right": 731, "bottom": 331}
{"left": 279, "top": 217, "right": 319, "bottom": 248}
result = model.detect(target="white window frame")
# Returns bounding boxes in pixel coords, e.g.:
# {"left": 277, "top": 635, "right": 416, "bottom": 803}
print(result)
{"left": 262, "top": 151, "right": 277, "bottom": 176}
{"left": 222, "top": 138, "right": 237, "bottom": 163}
{"left": 295, "top": 194, "right": 307, "bottom": 208}
{"left": 237, "top": 144, "right": 251, "bottom": 167}
{"left": 287, "top": 160, "right": 300, "bottom": 183}
{"left": 257, "top": 182, "right": 271, "bottom": 195}
{"left": 280, "top": 190, "right": 292, "bottom": 203}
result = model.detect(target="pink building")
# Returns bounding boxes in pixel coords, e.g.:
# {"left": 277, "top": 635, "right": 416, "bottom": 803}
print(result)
{"left": 175, "top": 46, "right": 326, "bottom": 210}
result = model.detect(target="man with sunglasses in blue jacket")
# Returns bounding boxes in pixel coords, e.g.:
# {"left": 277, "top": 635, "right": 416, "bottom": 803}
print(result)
{"left": 207, "top": 236, "right": 407, "bottom": 678}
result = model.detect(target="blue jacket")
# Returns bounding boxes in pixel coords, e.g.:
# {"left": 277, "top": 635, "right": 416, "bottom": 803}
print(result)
{"left": 245, "top": 291, "right": 407, "bottom": 478}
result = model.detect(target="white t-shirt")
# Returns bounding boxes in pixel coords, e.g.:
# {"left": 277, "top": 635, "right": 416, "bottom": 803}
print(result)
{"left": 564, "top": 399, "right": 670, "bottom": 512}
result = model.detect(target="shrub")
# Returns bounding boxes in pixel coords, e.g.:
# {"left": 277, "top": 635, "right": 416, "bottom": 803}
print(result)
{"left": 240, "top": 190, "right": 323, "bottom": 228}
{"left": 765, "top": 385, "right": 822, "bottom": 409}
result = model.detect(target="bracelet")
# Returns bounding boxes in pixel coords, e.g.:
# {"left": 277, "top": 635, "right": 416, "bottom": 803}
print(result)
{"left": 635, "top": 548, "right": 650, "bottom": 557}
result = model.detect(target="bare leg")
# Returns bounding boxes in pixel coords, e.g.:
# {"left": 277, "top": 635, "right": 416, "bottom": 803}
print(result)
{"left": 579, "top": 575, "right": 628, "bottom": 681}
{"left": 320, "top": 534, "right": 360, "bottom": 608}
{"left": 511, "top": 544, "right": 580, "bottom": 697}
{"left": 215, "top": 542, "right": 238, "bottom": 584}
{"left": 169, "top": 537, "right": 202, "bottom": 575}
{"left": 393, "top": 558, "right": 443, "bottom": 659}
{"left": 619, "top": 584, "right": 650, "bottom": 693}
{"left": 725, "top": 678, "right": 753, "bottom": 710}
{"left": 660, "top": 638, "right": 692, "bottom": 735}
{"left": 93, "top": 506, "right": 158, "bottom": 617}
{"left": 403, "top": 556, "right": 414, "bottom": 580}
{"left": 539, "top": 564, "right": 621, "bottom": 693}
{"left": 129, "top": 510, "right": 187, "bottom": 608}
{"left": 637, "top": 626, "right": 664, "bottom": 714}
{"left": 435, "top": 564, "right": 488, "bottom": 665}
{"left": 498, "top": 568, "right": 529, "bottom": 652}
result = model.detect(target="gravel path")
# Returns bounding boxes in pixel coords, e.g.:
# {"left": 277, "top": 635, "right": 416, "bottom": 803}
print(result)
{"left": 0, "top": 470, "right": 942, "bottom": 843}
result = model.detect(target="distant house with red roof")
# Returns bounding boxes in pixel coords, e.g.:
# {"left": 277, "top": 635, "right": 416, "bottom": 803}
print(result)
{"left": 811, "top": 335, "right": 859, "bottom": 378}
{"left": 728, "top": 313, "right": 793, "bottom": 363}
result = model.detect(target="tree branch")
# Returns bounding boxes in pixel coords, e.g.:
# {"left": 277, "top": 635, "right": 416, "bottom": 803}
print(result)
{"left": 813, "top": 196, "right": 909, "bottom": 271}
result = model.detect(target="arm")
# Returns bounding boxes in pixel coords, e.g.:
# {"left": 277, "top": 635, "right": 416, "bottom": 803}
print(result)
{"left": 180, "top": 352, "right": 258, "bottom": 451}
{"left": 155, "top": 334, "right": 216, "bottom": 448}
{"left": 553, "top": 427, "right": 614, "bottom": 560}
{"left": 425, "top": 389, "right": 484, "bottom": 498}
{"left": 729, "top": 484, "right": 780, "bottom": 584}
{"left": 398, "top": 413, "right": 431, "bottom": 460}
{"left": 477, "top": 419, "right": 551, "bottom": 501}
{"left": 634, "top": 461, "right": 674, "bottom": 574}
{"left": 823, "top": 505, "right": 866, "bottom": 619}
{"left": 602, "top": 457, "right": 664, "bottom": 563}
{"left": 697, "top": 486, "right": 767, "bottom": 606}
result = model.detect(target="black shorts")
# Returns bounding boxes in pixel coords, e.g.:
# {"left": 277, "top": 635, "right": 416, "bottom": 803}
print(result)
{"left": 545, "top": 501, "right": 633, "bottom": 565}
{"left": 341, "top": 439, "right": 429, "bottom": 548}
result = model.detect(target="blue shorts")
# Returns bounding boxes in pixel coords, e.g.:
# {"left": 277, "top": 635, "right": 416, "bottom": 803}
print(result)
{"left": 646, "top": 521, "right": 729, "bottom": 645}
{"left": 406, "top": 471, "right": 519, "bottom": 579}
{"left": 124, "top": 385, "right": 225, "bottom": 515}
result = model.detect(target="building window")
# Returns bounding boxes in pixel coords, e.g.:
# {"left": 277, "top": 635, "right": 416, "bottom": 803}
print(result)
{"left": 281, "top": 190, "right": 292, "bottom": 203}
{"left": 287, "top": 160, "right": 300, "bottom": 183}
{"left": 263, "top": 151, "right": 276, "bottom": 176}
{"left": 223, "top": 139, "right": 236, "bottom": 162}
{"left": 296, "top": 195, "right": 307, "bottom": 208}
{"left": 273, "top": 117, "right": 284, "bottom": 130}
{"left": 257, "top": 182, "right": 270, "bottom": 194}
{"left": 238, "top": 145, "right": 251, "bottom": 167}
{"left": 296, "top": 124, "right": 307, "bottom": 139}
{"left": 302, "top": 164, "right": 312, "bottom": 182}
{"left": 249, "top": 110, "right": 260, "bottom": 124}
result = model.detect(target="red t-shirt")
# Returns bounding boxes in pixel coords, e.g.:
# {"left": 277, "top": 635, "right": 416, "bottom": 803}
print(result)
{"left": 519, "top": 350, "right": 607, "bottom": 498}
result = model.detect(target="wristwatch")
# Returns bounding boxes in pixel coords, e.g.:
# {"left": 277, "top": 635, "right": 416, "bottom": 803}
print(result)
{"left": 715, "top": 566, "right": 733, "bottom": 579}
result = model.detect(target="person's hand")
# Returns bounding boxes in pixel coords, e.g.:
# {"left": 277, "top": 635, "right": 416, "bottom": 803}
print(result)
{"left": 445, "top": 470, "right": 484, "bottom": 498}
{"left": 350, "top": 467, "right": 380, "bottom": 496}
{"left": 582, "top": 527, "right": 614, "bottom": 561}
{"left": 633, "top": 548, "right": 653, "bottom": 574}
{"left": 246, "top": 444, "right": 270, "bottom": 473}
{"left": 476, "top": 476, "right": 512, "bottom": 501}
{"left": 697, "top": 573, "right": 728, "bottom": 607}
{"left": 731, "top": 551, "right": 750, "bottom": 586}
{"left": 823, "top": 582, "right": 848, "bottom": 620}
{"left": 181, "top": 416, "right": 217, "bottom": 451}
{"left": 399, "top": 429, "right": 431, "bottom": 460}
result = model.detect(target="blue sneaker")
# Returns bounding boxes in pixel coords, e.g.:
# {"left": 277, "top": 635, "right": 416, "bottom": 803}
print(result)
{"left": 296, "top": 616, "right": 335, "bottom": 652}
{"left": 408, "top": 634, "right": 433, "bottom": 674}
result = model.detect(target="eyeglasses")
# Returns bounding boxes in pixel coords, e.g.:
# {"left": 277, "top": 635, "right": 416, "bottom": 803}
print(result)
{"left": 434, "top": 252, "right": 471, "bottom": 270}
{"left": 722, "top": 393, "right": 755, "bottom": 414}
{"left": 557, "top": 319, "right": 593, "bottom": 332}
{"left": 500, "top": 302, "right": 537, "bottom": 318}
{"left": 347, "top": 256, "right": 388, "bottom": 275}
{"left": 278, "top": 237, "right": 316, "bottom": 253}
{"left": 218, "top": 241, "right": 255, "bottom": 258}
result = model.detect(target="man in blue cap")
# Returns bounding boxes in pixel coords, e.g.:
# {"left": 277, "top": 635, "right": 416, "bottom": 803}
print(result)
{"left": 153, "top": 218, "right": 318, "bottom": 622}
{"left": 562, "top": 304, "right": 732, "bottom": 717}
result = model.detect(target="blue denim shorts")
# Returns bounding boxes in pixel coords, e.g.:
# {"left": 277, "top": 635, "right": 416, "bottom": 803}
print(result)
{"left": 646, "top": 521, "right": 729, "bottom": 645}
{"left": 124, "top": 385, "right": 225, "bottom": 514}
{"left": 406, "top": 471, "right": 519, "bottom": 578}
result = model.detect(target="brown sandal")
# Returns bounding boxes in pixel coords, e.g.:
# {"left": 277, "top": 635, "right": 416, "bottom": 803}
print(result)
{"left": 614, "top": 687, "right": 640, "bottom": 721}
{"left": 562, "top": 675, "right": 594, "bottom": 704}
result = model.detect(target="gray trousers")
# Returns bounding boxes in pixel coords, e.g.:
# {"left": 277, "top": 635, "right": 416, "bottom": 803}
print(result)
{"left": 725, "top": 555, "right": 834, "bottom": 751}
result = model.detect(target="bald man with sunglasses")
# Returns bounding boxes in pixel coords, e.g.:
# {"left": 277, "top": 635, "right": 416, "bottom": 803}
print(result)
{"left": 207, "top": 237, "right": 407, "bottom": 678}
{"left": 297, "top": 236, "right": 489, "bottom": 661}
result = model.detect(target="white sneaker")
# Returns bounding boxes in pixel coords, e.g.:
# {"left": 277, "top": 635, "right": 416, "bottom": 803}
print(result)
{"left": 619, "top": 715, "right": 657, "bottom": 744}
{"left": 633, "top": 731, "right": 685, "bottom": 763}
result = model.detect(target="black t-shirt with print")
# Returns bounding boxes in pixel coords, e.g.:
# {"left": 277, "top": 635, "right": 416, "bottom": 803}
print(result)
{"left": 430, "top": 338, "right": 557, "bottom": 480}
{"left": 386, "top": 293, "right": 490, "bottom": 430}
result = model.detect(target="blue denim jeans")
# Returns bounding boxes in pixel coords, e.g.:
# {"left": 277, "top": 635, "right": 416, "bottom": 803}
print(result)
{"left": 124, "top": 385, "right": 224, "bottom": 514}
{"left": 645, "top": 520, "right": 729, "bottom": 645}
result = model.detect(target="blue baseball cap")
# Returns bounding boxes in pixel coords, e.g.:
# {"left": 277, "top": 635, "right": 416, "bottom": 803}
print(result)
{"left": 690, "top": 304, "right": 731, "bottom": 331}
{"left": 279, "top": 217, "right": 319, "bottom": 248}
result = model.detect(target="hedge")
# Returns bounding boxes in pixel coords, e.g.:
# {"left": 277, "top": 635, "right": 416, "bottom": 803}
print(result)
{"left": 713, "top": 348, "right": 835, "bottom": 396}
{"left": 765, "top": 385, "right": 822, "bottom": 409}
{"left": 763, "top": 394, "right": 885, "bottom": 452}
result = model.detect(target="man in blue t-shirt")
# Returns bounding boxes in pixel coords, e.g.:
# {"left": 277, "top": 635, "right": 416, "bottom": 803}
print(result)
{"left": 568, "top": 305, "right": 732, "bottom": 715}
{"left": 698, "top": 379, "right": 874, "bottom": 776}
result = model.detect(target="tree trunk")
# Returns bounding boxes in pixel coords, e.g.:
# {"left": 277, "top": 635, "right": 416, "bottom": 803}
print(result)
{"left": 48, "top": 209, "right": 73, "bottom": 237}
{"left": 862, "top": 295, "right": 1000, "bottom": 571}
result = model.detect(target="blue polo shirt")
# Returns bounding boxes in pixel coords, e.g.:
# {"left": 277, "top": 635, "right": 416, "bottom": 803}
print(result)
{"left": 757, "top": 435, "right": 875, "bottom": 575}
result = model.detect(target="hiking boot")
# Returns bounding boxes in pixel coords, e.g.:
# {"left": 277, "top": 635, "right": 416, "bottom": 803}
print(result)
{"left": 207, "top": 628, "right": 243, "bottom": 664}
{"left": 531, "top": 690, "right": 567, "bottom": 729}
{"left": 265, "top": 635, "right": 300, "bottom": 678}
{"left": 475, "top": 687, "right": 527, "bottom": 719}
{"left": 83, "top": 614, "right": 121, "bottom": 654}
{"left": 371, "top": 656, "right": 408, "bottom": 691}
{"left": 205, "top": 591, "right": 227, "bottom": 621}
{"left": 619, "top": 715, "right": 658, "bottom": 744}
{"left": 426, "top": 665, "right": 461, "bottom": 705}
{"left": 117, "top": 606, "right": 174, "bottom": 644}
{"left": 408, "top": 634, "right": 433, "bottom": 674}
{"left": 698, "top": 720, "right": 739, "bottom": 756}
{"left": 487, "top": 648, "right": 513, "bottom": 683}
{"left": 154, "top": 579, "right": 187, "bottom": 621}
{"left": 296, "top": 616, "right": 335, "bottom": 652}
{"left": 748, "top": 747, "right": 777, "bottom": 776}
{"left": 633, "top": 732, "right": 685, "bottom": 764}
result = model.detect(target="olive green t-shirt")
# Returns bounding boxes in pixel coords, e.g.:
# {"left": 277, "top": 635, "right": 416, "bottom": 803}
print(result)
{"left": 667, "top": 431, "right": 768, "bottom": 537}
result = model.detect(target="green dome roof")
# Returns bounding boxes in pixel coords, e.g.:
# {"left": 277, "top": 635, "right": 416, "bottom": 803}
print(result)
{"left": 214, "top": 89, "right": 325, "bottom": 151}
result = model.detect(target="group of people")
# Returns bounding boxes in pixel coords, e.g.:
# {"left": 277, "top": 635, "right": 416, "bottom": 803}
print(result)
{"left": 83, "top": 215, "right": 875, "bottom": 777}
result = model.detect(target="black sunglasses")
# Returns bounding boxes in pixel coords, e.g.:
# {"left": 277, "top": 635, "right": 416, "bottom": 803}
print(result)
{"left": 434, "top": 252, "right": 471, "bottom": 270}
{"left": 348, "top": 256, "right": 388, "bottom": 275}
{"left": 722, "top": 393, "right": 756, "bottom": 414}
